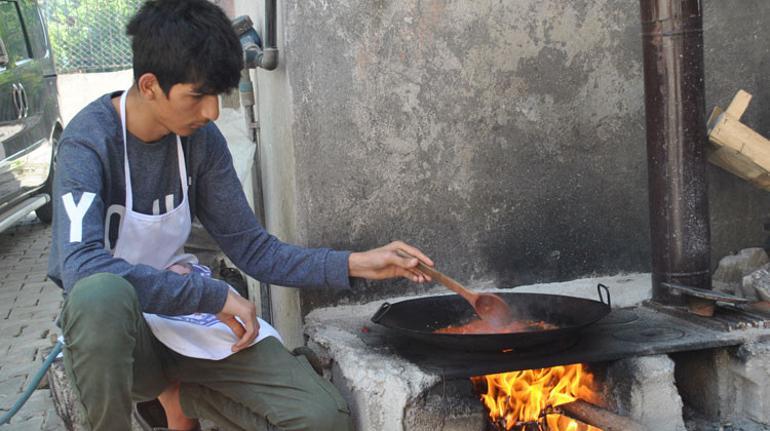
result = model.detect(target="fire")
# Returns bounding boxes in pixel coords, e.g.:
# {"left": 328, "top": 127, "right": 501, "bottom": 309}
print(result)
{"left": 471, "top": 364, "right": 601, "bottom": 431}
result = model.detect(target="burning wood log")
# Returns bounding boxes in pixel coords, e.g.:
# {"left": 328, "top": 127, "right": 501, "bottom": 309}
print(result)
{"left": 558, "top": 399, "right": 647, "bottom": 431}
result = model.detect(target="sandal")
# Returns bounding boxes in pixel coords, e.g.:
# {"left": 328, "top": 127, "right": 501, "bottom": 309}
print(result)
{"left": 133, "top": 399, "right": 167, "bottom": 430}
{"left": 134, "top": 398, "right": 202, "bottom": 431}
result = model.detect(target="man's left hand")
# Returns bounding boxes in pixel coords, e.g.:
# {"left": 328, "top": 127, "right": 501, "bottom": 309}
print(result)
{"left": 348, "top": 241, "right": 434, "bottom": 283}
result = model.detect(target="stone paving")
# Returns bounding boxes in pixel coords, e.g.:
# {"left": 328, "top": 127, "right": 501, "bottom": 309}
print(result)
{"left": 0, "top": 213, "right": 65, "bottom": 430}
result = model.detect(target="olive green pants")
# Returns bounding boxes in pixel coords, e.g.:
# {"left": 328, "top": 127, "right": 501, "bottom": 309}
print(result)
{"left": 60, "top": 273, "right": 352, "bottom": 431}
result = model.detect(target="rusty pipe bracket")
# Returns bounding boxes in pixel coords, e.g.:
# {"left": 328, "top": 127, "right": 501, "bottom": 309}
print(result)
{"left": 661, "top": 282, "right": 748, "bottom": 317}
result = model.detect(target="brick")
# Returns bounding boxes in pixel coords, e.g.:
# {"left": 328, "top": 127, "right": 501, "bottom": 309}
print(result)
{"left": 11, "top": 302, "right": 38, "bottom": 319}
{"left": 2, "top": 414, "right": 45, "bottom": 430}
{"left": 6, "top": 341, "right": 39, "bottom": 357}
{"left": 39, "top": 281, "right": 58, "bottom": 290}
{"left": 36, "top": 296, "right": 62, "bottom": 309}
{"left": 6, "top": 308, "right": 36, "bottom": 321}
{"left": 1, "top": 350, "right": 49, "bottom": 377}
{"left": 0, "top": 284, "right": 22, "bottom": 297}
{"left": 1, "top": 286, "right": 27, "bottom": 297}
{"left": 13, "top": 390, "right": 51, "bottom": 421}
{"left": 11, "top": 318, "right": 58, "bottom": 333}
{"left": 4, "top": 266, "right": 33, "bottom": 274}
{"left": 0, "top": 375, "right": 26, "bottom": 408}
{"left": 3, "top": 273, "right": 28, "bottom": 283}
{"left": 7, "top": 303, "right": 42, "bottom": 316}
{"left": 16, "top": 256, "right": 41, "bottom": 263}
{"left": 599, "top": 355, "right": 686, "bottom": 431}
{"left": 26, "top": 241, "right": 49, "bottom": 250}
{"left": 8, "top": 308, "right": 54, "bottom": 322}
{"left": 728, "top": 342, "right": 770, "bottom": 424}
{"left": 0, "top": 367, "right": 28, "bottom": 385}
{"left": 30, "top": 305, "right": 62, "bottom": 321}
{"left": 21, "top": 281, "right": 50, "bottom": 292}
{"left": 0, "top": 360, "right": 32, "bottom": 379}
{"left": 0, "top": 296, "right": 16, "bottom": 309}
{"left": 14, "top": 341, "right": 53, "bottom": 360}
{"left": 2, "top": 319, "right": 56, "bottom": 339}
{"left": 14, "top": 330, "right": 46, "bottom": 343}
{"left": 0, "top": 321, "right": 26, "bottom": 338}
{"left": 0, "top": 283, "right": 18, "bottom": 294}
{"left": 19, "top": 321, "right": 54, "bottom": 335}
{"left": 0, "top": 252, "right": 26, "bottom": 261}
{"left": 27, "top": 307, "right": 62, "bottom": 322}
{"left": 28, "top": 273, "right": 53, "bottom": 283}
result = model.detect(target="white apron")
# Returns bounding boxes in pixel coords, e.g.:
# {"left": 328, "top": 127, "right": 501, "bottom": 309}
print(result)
{"left": 112, "top": 90, "right": 280, "bottom": 360}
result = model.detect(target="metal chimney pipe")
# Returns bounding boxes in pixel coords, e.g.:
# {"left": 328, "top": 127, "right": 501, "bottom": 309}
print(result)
{"left": 640, "top": 0, "right": 711, "bottom": 304}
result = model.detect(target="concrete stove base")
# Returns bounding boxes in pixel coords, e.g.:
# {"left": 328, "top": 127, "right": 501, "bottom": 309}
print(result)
{"left": 674, "top": 341, "right": 770, "bottom": 427}
{"left": 305, "top": 274, "right": 654, "bottom": 430}
{"left": 305, "top": 273, "right": 770, "bottom": 430}
{"left": 593, "top": 355, "right": 686, "bottom": 431}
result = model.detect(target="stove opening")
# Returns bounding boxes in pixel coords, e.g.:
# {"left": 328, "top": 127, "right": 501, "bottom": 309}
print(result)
{"left": 471, "top": 364, "right": 602, "bottom": 431}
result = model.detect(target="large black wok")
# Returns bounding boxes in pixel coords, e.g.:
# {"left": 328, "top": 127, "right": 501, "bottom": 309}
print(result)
{"left": 371, "top": 284, "right": 611, "bottom": 352}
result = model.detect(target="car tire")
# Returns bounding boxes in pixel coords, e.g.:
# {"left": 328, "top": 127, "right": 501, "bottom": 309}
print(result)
{"left": 35, "top": 134, "right": 59, "bottom": 224}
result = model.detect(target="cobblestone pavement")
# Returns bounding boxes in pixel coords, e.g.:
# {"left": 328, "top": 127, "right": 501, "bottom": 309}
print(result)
{"left": 0, "top": 213, "right": 65, "bottom": 430}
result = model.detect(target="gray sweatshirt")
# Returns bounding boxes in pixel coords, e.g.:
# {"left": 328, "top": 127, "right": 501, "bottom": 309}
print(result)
{"left": 47, "top": 92, "right": 351, "bottom": 315}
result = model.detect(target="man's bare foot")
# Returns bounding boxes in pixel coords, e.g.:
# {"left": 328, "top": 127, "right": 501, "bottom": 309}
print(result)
{"left": 158, "top": 382, "right": 199, "bottom": 430}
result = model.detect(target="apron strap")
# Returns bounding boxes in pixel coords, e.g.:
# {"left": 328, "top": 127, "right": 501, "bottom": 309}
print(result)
{"left": 120, "top": 89, "right": 187, "bottom": 212}
{"left": 175, "top": 136, "right": 187, "bottom": 196}
{"left": 119, "top": 91, "right": 134, "bottom": 212}
{"left": 180, "top": 137, "right": 196, "bottom": 218}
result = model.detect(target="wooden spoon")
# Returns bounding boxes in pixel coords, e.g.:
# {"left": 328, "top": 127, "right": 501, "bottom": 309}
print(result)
{"left": 397, "top": 250, "right": 514, "bottom": 326}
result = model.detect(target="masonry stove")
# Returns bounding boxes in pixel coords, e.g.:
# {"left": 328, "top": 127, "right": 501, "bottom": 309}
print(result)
{"left": 305, "top": 0, "right": 770, "bottom": 428}
{"left": 363, "top": 295, "right": 770, "bottom": 379}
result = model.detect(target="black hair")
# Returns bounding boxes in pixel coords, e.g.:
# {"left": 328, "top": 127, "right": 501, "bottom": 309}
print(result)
{"left": 127, "top": 0, "right": 243, "bottom": 96}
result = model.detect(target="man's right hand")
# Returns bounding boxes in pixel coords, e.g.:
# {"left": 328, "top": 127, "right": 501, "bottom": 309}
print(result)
{"left": 217, "top": 289, "right": 259, "bottom": 352}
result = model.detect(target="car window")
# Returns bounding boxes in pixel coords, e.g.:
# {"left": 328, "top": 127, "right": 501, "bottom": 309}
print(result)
{"left": 16, "top": 0, "right": 47, "bottom": 59}
{"left": 0, "top": 1, "right": 32, "bottom": 65}
{"left": 0, "top": 38, "right": 9, "bottom": 68}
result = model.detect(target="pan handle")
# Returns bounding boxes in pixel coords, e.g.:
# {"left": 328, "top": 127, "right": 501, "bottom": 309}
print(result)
{"left": 597, "top": 284, "right": 611, "bottom": 308}
{"left": 371, "top": 302, "right": 391, "bottom": 323}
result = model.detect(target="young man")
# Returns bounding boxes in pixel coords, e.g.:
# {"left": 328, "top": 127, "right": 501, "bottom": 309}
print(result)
{"left": 47, "top": 0, "right": 433, "bottom": 430}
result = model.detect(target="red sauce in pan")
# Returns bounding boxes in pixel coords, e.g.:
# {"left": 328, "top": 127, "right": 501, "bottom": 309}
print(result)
{"left": 434, "top": 319, "right": 558, "bottom": 335}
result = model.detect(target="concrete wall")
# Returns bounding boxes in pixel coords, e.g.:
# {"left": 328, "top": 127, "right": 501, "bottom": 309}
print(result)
{"left": 237, "top": 0, "right": 770, "bottom": 337}
{"left": 290, "top": 0, "right": 651, "bottom": 313}
{"left": 703, "top": 1, "right": 770, "bottom": 266}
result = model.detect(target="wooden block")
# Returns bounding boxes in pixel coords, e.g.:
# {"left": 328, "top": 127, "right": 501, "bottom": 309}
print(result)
{"left": 708, "top": 146, "right": 770, "bottom": 189}
{"left": 707, "top": 89, "right": 770, "bottom": 192}
{"left": 725, "top": 89, "right": 752, "bottom": 120}
{"left": 706, "top": 106, "right": 723, "bottom": 133}
{"left": 710, "top": 116, "right": 770, "bottom": 169}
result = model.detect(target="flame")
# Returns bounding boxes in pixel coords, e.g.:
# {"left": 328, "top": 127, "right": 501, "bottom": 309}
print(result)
{"left": 471, "top": 364, "right": 601, "bottom": 431}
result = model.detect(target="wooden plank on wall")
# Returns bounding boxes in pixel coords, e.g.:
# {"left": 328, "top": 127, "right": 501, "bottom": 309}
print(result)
{"left": 707, "top": 90, "right": 770, "bottom": 192}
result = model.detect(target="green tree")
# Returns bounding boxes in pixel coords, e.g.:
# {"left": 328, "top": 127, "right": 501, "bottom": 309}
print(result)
{"left": 41, "top": 0, "right": 142, "bottom": 73}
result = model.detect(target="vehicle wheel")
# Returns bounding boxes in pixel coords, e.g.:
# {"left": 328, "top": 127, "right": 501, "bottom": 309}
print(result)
{"left": 35, "top": 134, "right": 58, "bottom": 223}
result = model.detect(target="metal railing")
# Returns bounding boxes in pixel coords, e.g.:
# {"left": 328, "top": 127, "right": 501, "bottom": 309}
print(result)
{"left": 39, "top": 0, "right": 142, "bottom": 73}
